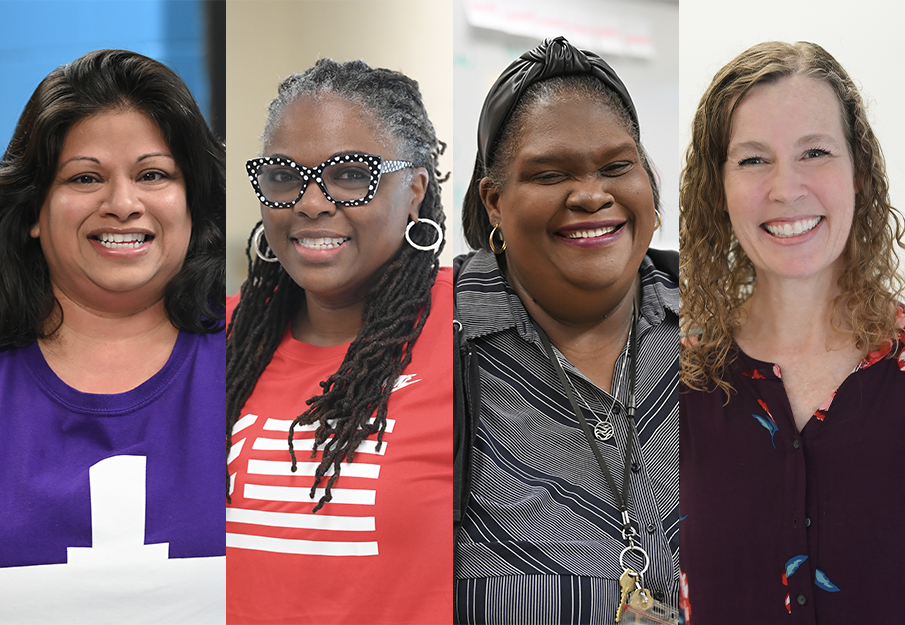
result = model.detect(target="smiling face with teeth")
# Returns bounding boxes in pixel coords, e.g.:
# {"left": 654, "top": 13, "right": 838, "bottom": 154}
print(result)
{"left": 481, "top": 94, "right": 656, "bottom": 321}
{"left": 29, "top": 110, "right": 191, "bottom": 311}
{"left": 259, "top": 95, "right": 426, "bottom": 309}
{"left": 723, "top": 75, "right": 857, "bottom": 285}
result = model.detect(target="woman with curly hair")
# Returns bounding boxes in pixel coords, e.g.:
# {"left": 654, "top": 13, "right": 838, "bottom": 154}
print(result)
{"left": 0, "top": 49, "right": 225, "bottom": 623}
{"left": 225, "top": 58, "right": 451, "bottom": 624}
{"left": 680, "top": 41, "right": 905, "bottom": 625}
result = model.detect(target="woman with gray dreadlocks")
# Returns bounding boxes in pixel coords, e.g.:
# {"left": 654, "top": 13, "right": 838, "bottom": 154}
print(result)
{"left": 225, "top": 58, "right": 452, "bottom": 624}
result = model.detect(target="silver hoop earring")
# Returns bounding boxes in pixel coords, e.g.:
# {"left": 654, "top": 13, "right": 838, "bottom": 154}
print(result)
{"left": 405, "top": 218, "right": 443, "bottom": 253}
{"left": 252, "top": 224, "right": 279, "bottom": 263}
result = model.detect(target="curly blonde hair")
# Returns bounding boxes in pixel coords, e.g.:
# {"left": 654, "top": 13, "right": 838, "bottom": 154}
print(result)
{"left": 680, "top": 41, "right": 905, "bottom": 396}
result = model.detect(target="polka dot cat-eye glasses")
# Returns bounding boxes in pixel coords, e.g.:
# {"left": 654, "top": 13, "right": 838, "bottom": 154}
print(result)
{"left": 246, "top": 153, "right": 414, "bottom": 209}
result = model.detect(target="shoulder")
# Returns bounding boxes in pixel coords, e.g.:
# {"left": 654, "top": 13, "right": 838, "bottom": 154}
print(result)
{"left": 640, "top": 248, "right": 679, "bottom": 320}
{"left": 226, "top": 293, "right": 240, "bottom": 324}
{"left": 170, "top": 330, "right": 225, "bottom": 385}
{"left": 427, "top": 267, "right": 453, "bottom": 319}
{"left": 643, "top": 248, "right": 679, "bottom": 285}
{"left": 435, "top": 266, "right": 453, "bottom": 289}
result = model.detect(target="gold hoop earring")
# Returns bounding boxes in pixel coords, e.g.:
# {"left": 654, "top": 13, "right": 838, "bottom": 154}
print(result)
{"left": 654, "top": 210, "right": 662, "bottom": 231}
{"left": 489, "top": 224, "right": 507, "bottom": 254}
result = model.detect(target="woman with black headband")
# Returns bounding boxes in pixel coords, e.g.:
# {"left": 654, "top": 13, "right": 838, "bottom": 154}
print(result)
{"left": 454, "top": 37, "right": 680, "bottom": 623}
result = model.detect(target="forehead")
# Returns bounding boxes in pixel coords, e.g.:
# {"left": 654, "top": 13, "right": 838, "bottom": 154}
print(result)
{"left": 509, "top": 96, "right": 636, "bottom": 164}
{"left": 729, "top": 75, "right": 846, "bottom": 147}
{"left": 60, "top": 109, "right": 168, "bottom": 157}
{"left": 265, "top": 94, "right": 395, "bottom": 162}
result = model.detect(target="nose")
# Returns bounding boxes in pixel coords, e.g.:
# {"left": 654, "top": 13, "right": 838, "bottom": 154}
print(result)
{"left": 768, "top": 161, "right": 807, "bottom": 204}
{"left": 293, "top": 181, "right": 337, "bottom": 219}
{"left": 100, "top": 176, "right": 144, "bottom": 220}
{"left": 565, "top": 176, "right": 615, "bottom": 213}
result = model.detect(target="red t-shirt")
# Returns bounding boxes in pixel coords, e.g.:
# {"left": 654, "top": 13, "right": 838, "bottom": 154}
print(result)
{"left": 226, "top": 268, "right": 452, "bottom": 624}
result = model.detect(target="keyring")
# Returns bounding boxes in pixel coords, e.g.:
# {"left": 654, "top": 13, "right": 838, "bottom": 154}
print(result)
{"left": 619, "top": 544, "right": 650, "bottom": 576}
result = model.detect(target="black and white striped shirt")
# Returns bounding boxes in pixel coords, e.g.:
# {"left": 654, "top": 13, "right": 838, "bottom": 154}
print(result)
{"left": 454, "top": 249, "right": 680, "bottom": 624}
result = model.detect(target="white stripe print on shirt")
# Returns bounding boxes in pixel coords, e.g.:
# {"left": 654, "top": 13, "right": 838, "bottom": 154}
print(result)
{"left": 227, "top": 373, "right": 417, "bottom": 558}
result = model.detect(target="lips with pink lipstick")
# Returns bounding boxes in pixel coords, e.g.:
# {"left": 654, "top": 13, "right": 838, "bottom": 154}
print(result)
{"left": 555, "top": 220, "right": 626, "bottom": 247}
{"left": 761, "top": 216, "right": 823, "bottom": 239}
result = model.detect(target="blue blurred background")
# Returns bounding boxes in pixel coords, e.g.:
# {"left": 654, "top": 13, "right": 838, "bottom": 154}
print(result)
{"left": 0, "top": 0, "right": 224, "bottom": 149}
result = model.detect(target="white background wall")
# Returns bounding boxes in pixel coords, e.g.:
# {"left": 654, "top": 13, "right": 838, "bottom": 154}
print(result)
{"left": 680, "top": 0, "right": 905, "bottom": 237}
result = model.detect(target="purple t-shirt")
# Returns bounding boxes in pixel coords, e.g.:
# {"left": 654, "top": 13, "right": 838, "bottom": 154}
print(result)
{"left": 680, "top": 337, "right": 905, "bottom": 625}
{"left": 0, "top": 330, "right": 225, "bottom": 624}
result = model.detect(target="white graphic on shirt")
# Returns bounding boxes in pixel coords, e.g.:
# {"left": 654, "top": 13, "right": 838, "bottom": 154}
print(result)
{"left": 227, "top": 398, "right": 407, "bottom": 557}
{"left": 391, "top": 373, "right": 421, "bottom": 392}
{"left": 68, "top": 456, "right": 168, "bottom": 563}
{"left": 0, "top": 455, "right": 225, "bottom": 625}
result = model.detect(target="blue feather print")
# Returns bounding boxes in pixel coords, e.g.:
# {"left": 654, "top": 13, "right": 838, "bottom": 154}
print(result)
{"left": 751, "top": 413, "right": 778, "bottom": 448}
{"left": 785, "top": 555, "right": 808, "bottom": 578}
{"left": 815, "top": 569, "right": 840, "bottom": 592}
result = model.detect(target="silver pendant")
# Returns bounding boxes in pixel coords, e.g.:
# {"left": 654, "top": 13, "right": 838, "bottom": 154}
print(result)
{"left": 594, "top": 420, "right": 614, "bottom": 441}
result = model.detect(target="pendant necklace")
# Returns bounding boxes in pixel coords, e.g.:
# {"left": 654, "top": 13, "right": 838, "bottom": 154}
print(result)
{"left": 570, "top": 343, "right": 629, "bottom": 442}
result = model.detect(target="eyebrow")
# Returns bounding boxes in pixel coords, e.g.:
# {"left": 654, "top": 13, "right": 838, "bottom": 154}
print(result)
{"left": 728, "top": 134, "right": 842, "bottom": 155}
{"left": 58, "top": 152, "right": 175, "bottom": 168}
{"left": 794, "top": 133, "right": 840, "bottom": 147}
{"left": 726, "top": 140, "right": 769, "bottom": 155}
{"left": 521, "top": 142, "right": 638, "bottom": 168}
{"left": 266, "top": 150, "right": 372, "bottom": 165}
{"left": 137, "top": 152, "right": 175, "bottom": 162}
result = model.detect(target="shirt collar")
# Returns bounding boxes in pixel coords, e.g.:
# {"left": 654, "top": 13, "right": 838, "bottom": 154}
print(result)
{"left": 455, "top": 248, "right": 679, "bottom": 343}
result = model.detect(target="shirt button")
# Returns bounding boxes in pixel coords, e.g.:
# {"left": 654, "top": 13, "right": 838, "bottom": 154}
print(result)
{"left": 797, "top": 594, "right": 807, "bottom": 606}
{"left": 792, "top": 438, "right": 800, "bottom": 449}
{"left": 631, "top": 461, "right": 642, "bottom": 473}
{"left": 653, "top": 590, "right": 665, "bottom": 602}
{"left": 806, "top": 517, "right": 811, "bottom": 527}
{"left": 646, "top": 523, "right": 656, "bottom": 534}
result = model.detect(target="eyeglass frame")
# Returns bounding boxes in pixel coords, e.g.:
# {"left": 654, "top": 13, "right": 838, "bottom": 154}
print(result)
{"left": 246, "top": 153, "right": 414, "bottom": 209}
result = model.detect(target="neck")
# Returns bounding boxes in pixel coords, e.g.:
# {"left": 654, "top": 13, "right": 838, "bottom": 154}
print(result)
{"left": 292, "top": 292, "right": 365, "bottom": 346}
{"left": 38, "top": 289, "right": 179, "bottom": 393}
{"left": 736, "top": 269, "right": 852, "bottom": 356}
{"left": 511, "top": 267, "right": 639, "bottom": 390}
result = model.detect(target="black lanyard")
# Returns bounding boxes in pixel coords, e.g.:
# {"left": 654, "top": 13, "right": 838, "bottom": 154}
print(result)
{"left": 533, "top": 308, "right": 639, "bottom": 543}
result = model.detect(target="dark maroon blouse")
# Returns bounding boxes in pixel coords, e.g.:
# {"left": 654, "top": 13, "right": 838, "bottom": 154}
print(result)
{"left": 680, "top": 331, "right": 905, "bottom": 625}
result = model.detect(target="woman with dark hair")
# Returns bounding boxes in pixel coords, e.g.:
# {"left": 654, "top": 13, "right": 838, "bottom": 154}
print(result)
{"left": 680, "top": 41, "right": 905, "bottom": 624}
{"left": 225, "top": 58, "right": 452, "bottom": 624}
{"left": 0, "top": 49, "right": 225, "bottom": 623}
{"left": 454, "top": 37, "right": 680, "bottom": 624}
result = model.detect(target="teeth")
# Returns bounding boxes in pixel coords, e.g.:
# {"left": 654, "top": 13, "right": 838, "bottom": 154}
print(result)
{"left": 297, "top": 237, "right": 348, "bottom": 249}
{"left": 96, "top": 233, "right": 147, "bottom": 248}
{"left": 763, "top": 217, "right": 821, "bottom": 238}
{"left": 566, "top": 226, "right": 619, "bottom": 239}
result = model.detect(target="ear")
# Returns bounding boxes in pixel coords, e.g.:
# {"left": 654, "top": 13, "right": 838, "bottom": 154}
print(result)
{"left": 407, "top": 167, "right": 429, "bottom": 221}
{"left": 479, "top": 177, "right": 502, "bottom": 228}
{"left": 29, "top": 221, "right": 40, "bottom": 239}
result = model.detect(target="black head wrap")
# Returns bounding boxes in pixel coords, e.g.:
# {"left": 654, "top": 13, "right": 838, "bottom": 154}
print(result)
{"left": 478, "top": 35, "right": 637, "bottom": 168}
{"left": 463, "top": 36, "right": 639, "bottom": 250}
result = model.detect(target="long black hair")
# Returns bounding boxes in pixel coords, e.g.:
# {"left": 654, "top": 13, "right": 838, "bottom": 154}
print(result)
{"left": 226, "top": 59, "right": 446, "bottom": 510}
{"left": 0, "top": 49, "right": 225, "bottom": 347}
